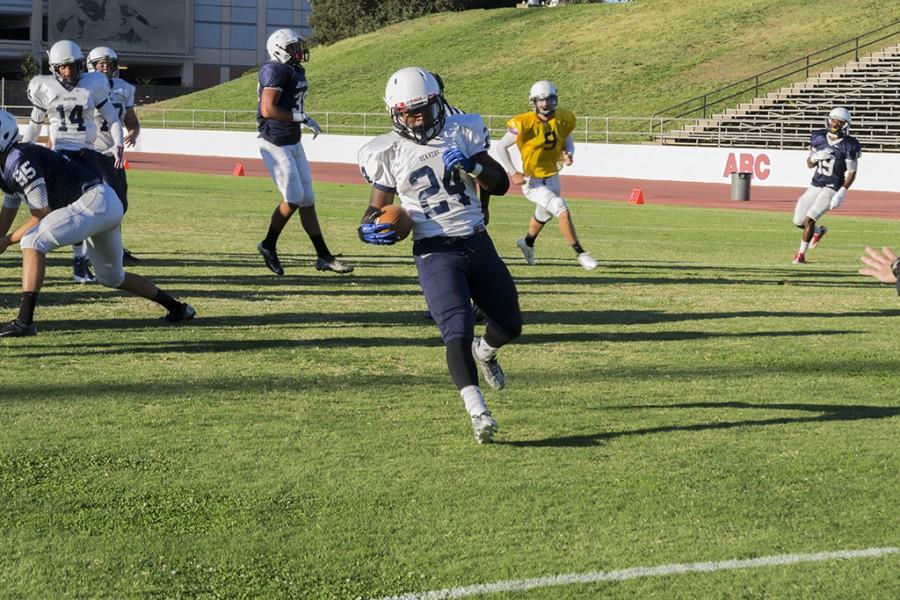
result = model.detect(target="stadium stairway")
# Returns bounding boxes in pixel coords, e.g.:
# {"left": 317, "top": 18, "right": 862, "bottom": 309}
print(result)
{"left": 660, "top": 44, "right": 900, "bottom": 152}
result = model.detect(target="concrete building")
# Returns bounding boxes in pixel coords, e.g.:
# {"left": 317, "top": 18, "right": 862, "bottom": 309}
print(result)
{"left": 0, "top": 0, "right": 313, "bottom": 87}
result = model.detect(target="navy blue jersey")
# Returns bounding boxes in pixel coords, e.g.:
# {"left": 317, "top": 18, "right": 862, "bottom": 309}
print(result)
{"left": 810, "top": 129, "right": 861, "bottom": 190}
{"left": 0, "top": 143, "right": 100, "bottom": 211}
{"left": 256, "top": 60, "right": 308, "bottom": 146}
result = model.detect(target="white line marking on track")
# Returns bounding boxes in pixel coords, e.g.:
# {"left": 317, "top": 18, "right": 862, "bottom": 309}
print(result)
{"left": 369, "top": 546, "right": 899, "bottom": 600}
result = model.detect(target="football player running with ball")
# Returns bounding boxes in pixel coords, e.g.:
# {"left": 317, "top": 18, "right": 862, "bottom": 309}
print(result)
{"left": 357, "top": 67, "right": 522, "bottom": 444}
{"left": 791, "top": 107, "right": 861, "bottom": 265}
{"left": 0, "top": 110, "right": 195, "bottom": 337}
{"left": 255, "top": 28, "right": 352, "bottom": 276}
{"left": 494, "top": 80, "right": 598, "bottom": 270}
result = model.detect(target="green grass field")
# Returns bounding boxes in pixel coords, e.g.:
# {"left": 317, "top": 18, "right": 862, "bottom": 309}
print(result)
{"left": 1, "top": 171, "right": 899, "bottom": 598}
{"left": 151, "top": 0, "right": 898, "bottom": 118}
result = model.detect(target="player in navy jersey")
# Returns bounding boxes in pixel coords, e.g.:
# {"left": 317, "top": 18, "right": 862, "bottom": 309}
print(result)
{"left": 791, "top": 107, "right": 861, "bottom": 264}
{"left": 0, "top": 111, "right": 194, "bottom": 337}
{"left": 357, "top": 67, "right": 521, "bottom": 444}
{"left": 255, "top": 28, "right": 352, "bottom": 276}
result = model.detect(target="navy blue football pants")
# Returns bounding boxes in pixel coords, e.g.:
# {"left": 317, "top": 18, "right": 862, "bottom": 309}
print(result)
{"left": 414, "top": 230, "right": 522, "bottom": 347}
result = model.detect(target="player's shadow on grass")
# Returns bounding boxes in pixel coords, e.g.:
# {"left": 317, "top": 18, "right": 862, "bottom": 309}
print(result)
{"left": 523, "top": 308, "right": 900, "bottom": 326}
{"left": 502, "top": 401, "right": 900, "bottom": 448}
{"left": 7, "top": 327, "right": 861, "bottom": 358}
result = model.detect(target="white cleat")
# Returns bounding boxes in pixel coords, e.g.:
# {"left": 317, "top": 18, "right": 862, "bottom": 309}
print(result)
{"left": 471, "top": 412, "right": 498, "bottom": 444}
{"left": 472, "top": 337, "right": 506, "bottom": 390}
{"left": 516, "top": 238, "right": 536, "bottom": 265}
{"left": 578, "top": 252, "right": 598, "bottom": 270}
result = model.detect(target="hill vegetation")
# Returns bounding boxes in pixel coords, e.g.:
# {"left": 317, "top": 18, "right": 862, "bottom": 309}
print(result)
{"left": 155, "top": 0, "right": 898, "bottom": 118}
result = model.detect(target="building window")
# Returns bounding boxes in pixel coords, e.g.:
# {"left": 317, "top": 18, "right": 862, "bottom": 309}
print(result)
{"left": 195, "top": 22, "right": 221, "bottom": 49}
{"left": 230, "top": 24, "right": 256, "bottom": 50}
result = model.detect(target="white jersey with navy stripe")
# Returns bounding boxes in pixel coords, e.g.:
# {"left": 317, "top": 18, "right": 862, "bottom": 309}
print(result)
{"left": 358, "top": 113, "right": 490, "bottom": 240}
{"left": 94, "top": 77, "right": 135, "bottom": 155}
{"left": 27, "top": 72, "right": 111, "bottom": 151}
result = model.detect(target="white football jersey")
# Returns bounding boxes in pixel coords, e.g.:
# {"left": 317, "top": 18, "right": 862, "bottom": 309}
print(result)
{"left": 94, "top": 77, "right": 136, "bottom": 154}
{"left": 358, "top": 113, "right": 490, "bottom": 240}
{"left": 27, "top": 72, "right": 111, "bottom": 151}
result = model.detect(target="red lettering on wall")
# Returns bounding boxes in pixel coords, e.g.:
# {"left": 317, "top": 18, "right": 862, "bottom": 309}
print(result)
{"left": 723, "top": 153, "right": 738, "bottom": 177}
{"left": 755, "top": 154, "right": 770, "bottom": 180}
{"left": 723, "top": 152, "right": 771, "bottom": 181}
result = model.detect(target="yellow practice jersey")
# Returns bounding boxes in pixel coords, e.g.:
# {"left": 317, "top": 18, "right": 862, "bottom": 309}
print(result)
{"left": 506, "top": 108, "right": 576, "bottom": 178}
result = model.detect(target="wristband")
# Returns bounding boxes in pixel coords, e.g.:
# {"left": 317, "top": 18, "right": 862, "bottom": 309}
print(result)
{"left": 466, "top": 163, "right": 484, "bottom": 178}
{"left": 292, "top": 112, "right": 305, "bottom": 123}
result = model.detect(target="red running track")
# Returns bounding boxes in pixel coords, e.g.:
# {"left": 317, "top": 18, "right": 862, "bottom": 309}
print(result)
{"left": 128, "top": 152, "right": 900, "bottom": 220}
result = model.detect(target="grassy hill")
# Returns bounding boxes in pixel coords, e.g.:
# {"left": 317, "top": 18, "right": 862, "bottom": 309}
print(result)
{"left": 154, "top": 0, "right": 898, "bottom": 118}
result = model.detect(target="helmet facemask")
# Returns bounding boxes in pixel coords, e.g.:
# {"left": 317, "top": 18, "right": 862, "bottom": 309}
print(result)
{"left": 91, "top": 57, "right": 119, "bottom": 79}
{"left": 826, "top": 117, "right": 849, "bottom": 138}
{"left": 53, "top": 60, "right": 83, "bottom": 91}
{"left": 531, "top": 93, "right": 558, "bottom": 118}
{"left": 391, "top": 94, "right": 446, "bottom": 145}
{"left": 281, "top": 39, "right": 309, "bottom": 67}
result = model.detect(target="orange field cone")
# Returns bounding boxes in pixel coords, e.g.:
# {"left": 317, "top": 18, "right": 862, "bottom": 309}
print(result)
{"left": 628, "top": 188, "right": 644, "bottom": 205}
{"left": 123, "top": 159, "right": 130, "bottom": 170}
{"left": 233, "top": 162, "right": 245, "bottom": 176}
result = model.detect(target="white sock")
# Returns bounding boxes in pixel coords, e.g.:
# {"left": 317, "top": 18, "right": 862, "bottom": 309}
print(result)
{"left": 799, "top": 241, "right": 810, "bottom": 253}
{"left": 474, "top": 337, "right": 498, "bottom": 361}
{"left": 460, "top": 385, "right": 488, "bottom": 417}
{"left": 72, "top": 243, "right": 86, "bottom": 258}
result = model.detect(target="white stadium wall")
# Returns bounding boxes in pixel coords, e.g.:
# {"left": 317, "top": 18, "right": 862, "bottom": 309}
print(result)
{"left": 20, "top": 125, "right": 900, "bottom": 193}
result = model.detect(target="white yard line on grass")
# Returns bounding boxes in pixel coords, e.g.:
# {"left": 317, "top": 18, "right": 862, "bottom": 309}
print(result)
{"left": 370, "top": 546, "right": 899, "bottom": 600}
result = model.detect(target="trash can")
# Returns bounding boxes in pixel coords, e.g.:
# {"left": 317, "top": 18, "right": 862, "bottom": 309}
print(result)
{"left": 730, "top": 172, "right": 751, "bottom": 201}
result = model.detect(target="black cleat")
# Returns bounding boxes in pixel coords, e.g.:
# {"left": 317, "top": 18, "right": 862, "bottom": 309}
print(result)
{"left": 122, "top": 248, "right": 139, "bottom": 265}
{"left": 257, "top": 242, "right": 284, "bottom": 276}
{"left": 0, "top": 319, "right": 37, "bottom": 338}
{"left": 315, "top": 255, "right": 354, "bottom": 274}
{"left": 161, "top": 303, "right": 196, "bottom": 324}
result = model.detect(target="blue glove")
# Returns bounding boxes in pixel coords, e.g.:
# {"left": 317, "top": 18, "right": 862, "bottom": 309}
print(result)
{"left": 358, "top": 222, "right": 399, "bottom": 245}
{"left": 442, "top": 148, "right": 476, "bottom": 174}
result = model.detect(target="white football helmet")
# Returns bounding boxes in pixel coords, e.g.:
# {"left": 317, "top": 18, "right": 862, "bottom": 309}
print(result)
{"left": 384, "top": 67, "right": 446, "bottom": 144}
{"left": 529, "top": 80, "right": 558, "bottom": 117}
{"left": 87, "top": 46, "right": 119, "bottom": 79}
{"left": 826, "top": 107, "right": 851, "bottom": 137}
{"left": 48, "top": 40, "right": 84, "bottom": 90}
{"left": 266, "top": 28, "right": 309, "bottom": 67}
{"left": 0, "top": 110, "right": 21, "bottom": 154}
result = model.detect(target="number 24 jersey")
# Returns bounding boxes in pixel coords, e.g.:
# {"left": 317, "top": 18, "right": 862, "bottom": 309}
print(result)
{"left": 358, "top": 113, "right": 490, "bottom": 240}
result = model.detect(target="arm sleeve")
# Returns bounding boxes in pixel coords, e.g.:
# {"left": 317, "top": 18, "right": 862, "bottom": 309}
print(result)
{"left": 564, "top": 134, "right": 574, "bottom": 158}
{"left": 99, "top": 100, "right": 125, "bottom": 146}
{"left": 493, "top": 130, "right": 519, "bottom": 174}
{"left": 23, "top": 180, "right": 49, "bottom": 210}
{"left": 21, "top": 112, "right": 43, "bottom": 143}
{"left": 3, "top": 194, "right": 23, "bottom": 210}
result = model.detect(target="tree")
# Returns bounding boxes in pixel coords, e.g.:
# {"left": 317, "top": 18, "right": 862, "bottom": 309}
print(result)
{"left": 310, "top": 1, "right": 516, "bottom": 45}
{"left": 20, "top": 53, "right": 41, "bottom": 81}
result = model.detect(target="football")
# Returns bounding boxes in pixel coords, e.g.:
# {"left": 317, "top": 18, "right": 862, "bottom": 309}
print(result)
{"left": 376, "top": 204, "right": 413, "bottom": 241}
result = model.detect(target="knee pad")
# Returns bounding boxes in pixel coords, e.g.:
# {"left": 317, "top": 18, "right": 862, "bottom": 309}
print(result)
{"left": 93, "top": 264, "right": 126, "bottom": 288}
{"left": 547, "top": 196, "right": 569, "bottom": 217}
{"left": 534, "top": 205, "right": 554, "bottom": 223}
{"left": 19, "top": 229, "right": 59, "bottom": 254}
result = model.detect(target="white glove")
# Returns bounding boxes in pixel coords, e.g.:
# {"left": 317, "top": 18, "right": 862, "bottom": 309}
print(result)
{"left": 303, "top": 116, "right": 321, "bottom": 139}
{"left": 810, "top": 149, "right": 834, "bottom": 163}
{"left": 830, "top": 187, "right": 847, "bottom": 210}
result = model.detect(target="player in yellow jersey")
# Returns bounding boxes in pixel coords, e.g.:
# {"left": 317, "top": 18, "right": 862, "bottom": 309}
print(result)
{"left": 494, "top": 80, "right": 597, "bottom": 270}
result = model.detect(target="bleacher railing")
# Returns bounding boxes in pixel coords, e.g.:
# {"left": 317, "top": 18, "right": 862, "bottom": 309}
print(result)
{"left": 650, "top": 19, "right": 900, "bottom": 138}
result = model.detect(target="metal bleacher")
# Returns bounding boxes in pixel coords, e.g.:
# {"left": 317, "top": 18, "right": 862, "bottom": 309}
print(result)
{"left": 655, "top": 22, "right": 900, "bottom": 153}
